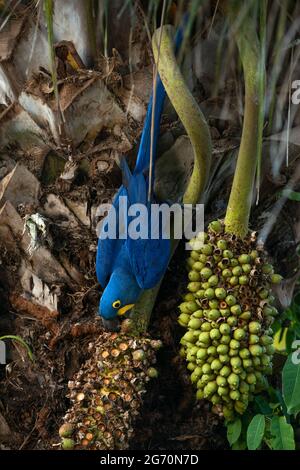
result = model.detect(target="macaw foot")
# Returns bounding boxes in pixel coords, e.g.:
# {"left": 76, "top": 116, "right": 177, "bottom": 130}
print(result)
{"left": 101, "top": 317, "right": 120, "bottom": 332}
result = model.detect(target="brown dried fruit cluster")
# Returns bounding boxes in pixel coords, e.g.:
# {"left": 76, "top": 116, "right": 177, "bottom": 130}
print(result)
{"left": 178, "top": 220, "right": 282, "bottom": 421}
{"left": 59, "top": 332, "right": 161, "bottom": 450}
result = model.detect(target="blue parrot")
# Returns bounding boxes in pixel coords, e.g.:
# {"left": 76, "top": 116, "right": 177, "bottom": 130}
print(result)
{"left": 96, "top": 25, "right": 184, "bottom": 330}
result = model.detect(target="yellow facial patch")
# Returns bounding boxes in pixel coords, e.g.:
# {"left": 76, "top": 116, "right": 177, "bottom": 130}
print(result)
{"left": 117, "top": 304, "right": 135, "bottom": 316}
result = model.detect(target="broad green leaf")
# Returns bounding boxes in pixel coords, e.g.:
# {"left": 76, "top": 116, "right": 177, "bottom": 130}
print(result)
{"left": 227, "top": 418, "right": 242, "bottom": 446}
{"left": 270, "top": 416, "right": 295, "bottom": 450}
{"left": 282, "top": 354, "right": 300, "bottom": 414}
{"left": 246, "top": 414, "right": 265, "bottom": 450}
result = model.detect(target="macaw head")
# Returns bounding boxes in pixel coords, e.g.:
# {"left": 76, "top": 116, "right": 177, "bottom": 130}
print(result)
{"left": 99, "top": 268, "right": 142, "bottom": 330}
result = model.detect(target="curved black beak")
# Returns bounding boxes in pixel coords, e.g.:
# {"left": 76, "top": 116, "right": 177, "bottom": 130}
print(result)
{"left": 101, "top": 317, "right": 120, "bottom": 332}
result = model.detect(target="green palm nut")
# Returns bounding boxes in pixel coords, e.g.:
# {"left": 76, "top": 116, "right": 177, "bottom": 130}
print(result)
{"left": 239, "top": 311, "right": 251, "bottom": 320}
{"left": 249, "top": 345, "right": 263, "bottom": 356}
{"left": 208, "top": 275, "right": 219, "bottom": 287}
{"left": 239, "top": 381, "right": 250, "bottom": 393}
{"left": 195, "top": 289, "right": 206, "bottom": 299}
{"left": 211, "top": 394, "right": 221, "bottom": 405}
{"left": 204, "top": 381, "right": 217, "bottom": 397}
{"left": 242, "top": 264, "right": 252, "bottom": 274}
{"left": 218, "top": 386, "right": 229, "bottom": 396}
{"left": 223, "top": 406, "right": 235, "bottom": 421}
{"left": 193, "top": 261, "right": 205, "bottom": 271}
{"left": 222, "top": 269, "right": 232, "bottom": 278}
{"left": 62, "top": 438, "right": 75, "bottom": 450}
{"left": 220, "top": 366, "right": 231, "bottom": 378}
{"left": 201, "top": 374, "right": 213, "bottom": 385}
{"left": 249, "top": 334, "right": 260, "bottom": 345}
{"left": 220, "top": 308, "right": 230, "bottom": 317}
{"left": 209, "top": 220, "right": 223, "bottom": 233}
{"left": 216, "top": 375, "right": 227, "bottom": 387}
{"left": 217, "top": 344, "right": 229, "bottom": 355}
{"left": 252, "top": 356, "right": 261, "bottom": 367}
{"left": 199, "top": 332, "right": 211, "bottom": 345}
{"left": 229, "top": 276, "right": 239, "bottom": 286}
{"left": 215, "top": 288, "right": 227, "bottom": 299}
{"left": 232, "top": 266, "right": 243, "bottom": 276}
{"left": 209, "top": 300, "right": 219, "bottom": 309}
{"left": 207, "top": 346, "right": 217, "bottom": 356}
{"left": 233, "top": 328, "right": 246, "bottom": 341}
{"left": 271, "top": 306, "right": 278, "bottom": 316}
{"left": 239, "top": 348, "right": 251, "bottom": 359}
{"left": 242, "top": 359, "right": 253, "bottom": 369}
{"left": 265, "top": 344, "right": 275, "bottom": 355}
{"left": 230, "top": 390, "right": 241, "bottom": 401}
{"left": 238, "top": 254, "right": 251, "bottom": 264}
{"left": 211, "top": 359, "right": 222, "bottom": 371}
{"left": 227, "top": 316, "right": 238, "bottom": 327}
{"left": 246, "top": 373, "right": 257, "bottom": 385}
{"left": 271, "top": 274, "right": 283, "bottom": 284}
{"left": 223, "top": 249, "right": 233, "bottom": 259}
{"left": 188, "top": 318, "right": 202, "bottom": 329}
{"left": 258, "top": 288, "right": 269, "bottom": 300}
{"left": 59, "top": 424, "right": 74, "bottom": 438}
{"left": 260, "top": 335, "right": 273, "bottom": 346}
{"left": 261, "top": 263, "right": 273, "bottom": 274}
{"left": 191, "top": 250, "right": 200, "bottom": 260}
{"left": 229, "top": 349, "right": 238, "bottom": 357}
{"left": 201, "top": 322, "right": 212, "bottom": 332}
{"left": 196, "top": 389, "right": 204, "bottom": 400}
{"left": 188, "top": 282, "right": 201, "bottom": 293}
{"left": 191, "top": 371, "right": 200, "bottom": 383}
{"left": 183, "top": 293, "right": 195, "bottom": 301}
{"left": 207, "top": 356, "right": 214, "bottom": 364}
{"left": 197, "top": 348, "right": 208, "bottom": 360}
{"left": 230, "top": 339, "right": 240, "bottom": 350}
{"left": 201, "top": 244, "right": 213, "bottom": 255}
{"left": 220, "top": 323, "right": 231, "bottom": 335}
{"left": 230, "top": 258, "right": 239, "bottom": 267}
{"left": 239, "top": 275, "right": 249, "bottom": 285}
{"left": 210, "top": 328, "right": 221, "bottom": 340}
{"left": 230, "top": 357, "right": 242, "bottom": 368}
{"left": 217, "top": 239, "right": 227, "bottom": 250}
{"left": 250, "top": 250, "right": 259, "bottom": 260}
{"left": 192, "top": 310, "right": 203, "bottom": 319}
{"left": 220, "top": 335, "right": 231, "bottom": 345}
{"left": 228, "top": 373, "right": 239, "bottom": 389}
{"left": 207, "top": 309, "right": 220, "bottom": 321}
{"left": 202, "top": 363, "right": 211, "bottom": 374}
{"left": 178, "top": 313, "right": 190, "bottom": 327}
{"left": 225, "top": 295, "right": 237, "bottom": 307}
{"left": 261, "top": 354, "right": 271, "bottom": 367}
{"left": 204, "top": 288, "right": 215, "bottom": 299}
{"left": 202, "top": 282, "right": 210, "bottom": 290}
{"left": 199, "top": 253, "right": 207, "bottom": 263}
{"left": 187, "top": 301, "right": 198, "bottom": 312}
{"left": 188, "top": 270, "right": 201, "bottom": 282}
{"left": 219, "top": 354, "right": 230, "bottom": 364}
{"left": 248, "top": 321, "right": 261, "bottom": 334}
{"left": 187, "top": 362, "right": 196, "bottom": 371}
{"left": 179, "top": 302, "right": 191, "bottom": 314}
{"left": 182, "top": 331, "right": 196, "bottom": 343}
{"left": 230, "top": 304, "right": 242, "bottom": 316}
{"left": 201, "top": 267, "right": 213, "bottom": 279}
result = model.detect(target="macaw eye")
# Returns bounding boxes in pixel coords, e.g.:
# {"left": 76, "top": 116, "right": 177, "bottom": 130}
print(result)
{"left": 112, "top": 300, "right": 121, "bottom": 309}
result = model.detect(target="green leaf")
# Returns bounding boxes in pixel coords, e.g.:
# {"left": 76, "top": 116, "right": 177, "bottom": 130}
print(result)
{"left": 270, "top": 416, "right": 295, "bottom": 450}
{"left": 246, "top": 414, "right": 265, "bottom": 450}
{"left": 227, "top": 418, "right": 242, "bottom": 446}
{"left": 281, "top": 189, "right": 300, "bottom": 201}
{"left": 282, "top": 354, "right": 300, "bottom": 414}
{"left": 254, "top": 395, "right": 272, "bottom": 415}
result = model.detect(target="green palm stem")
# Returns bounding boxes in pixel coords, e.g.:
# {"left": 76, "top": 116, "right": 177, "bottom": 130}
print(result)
{"left": 224, "top": 1, "right": 261, "bottom": 238}
{"left": 129, "top": 25, "right": 212, "bottom": 334}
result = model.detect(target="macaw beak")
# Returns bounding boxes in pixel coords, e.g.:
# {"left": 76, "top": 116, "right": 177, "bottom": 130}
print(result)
{"left": 117, "top": 304, "right": 135, "bottom": 316}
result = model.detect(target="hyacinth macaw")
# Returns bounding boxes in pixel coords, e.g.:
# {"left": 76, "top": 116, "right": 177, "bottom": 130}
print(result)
{"left": 96, "top": 26, "right": 184, "bottom": 330}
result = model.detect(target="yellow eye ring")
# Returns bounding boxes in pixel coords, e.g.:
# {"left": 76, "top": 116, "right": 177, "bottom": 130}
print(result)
{"left": 112, "top": 300, "right": 121, "bottom": 309}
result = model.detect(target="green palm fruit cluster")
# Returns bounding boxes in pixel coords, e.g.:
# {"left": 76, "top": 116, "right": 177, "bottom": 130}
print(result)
{"left": 178, "top": 220, "right": 282, "bottom": 421}
{"left": 59, "top": 332, "right": 161, "bottom": 450}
